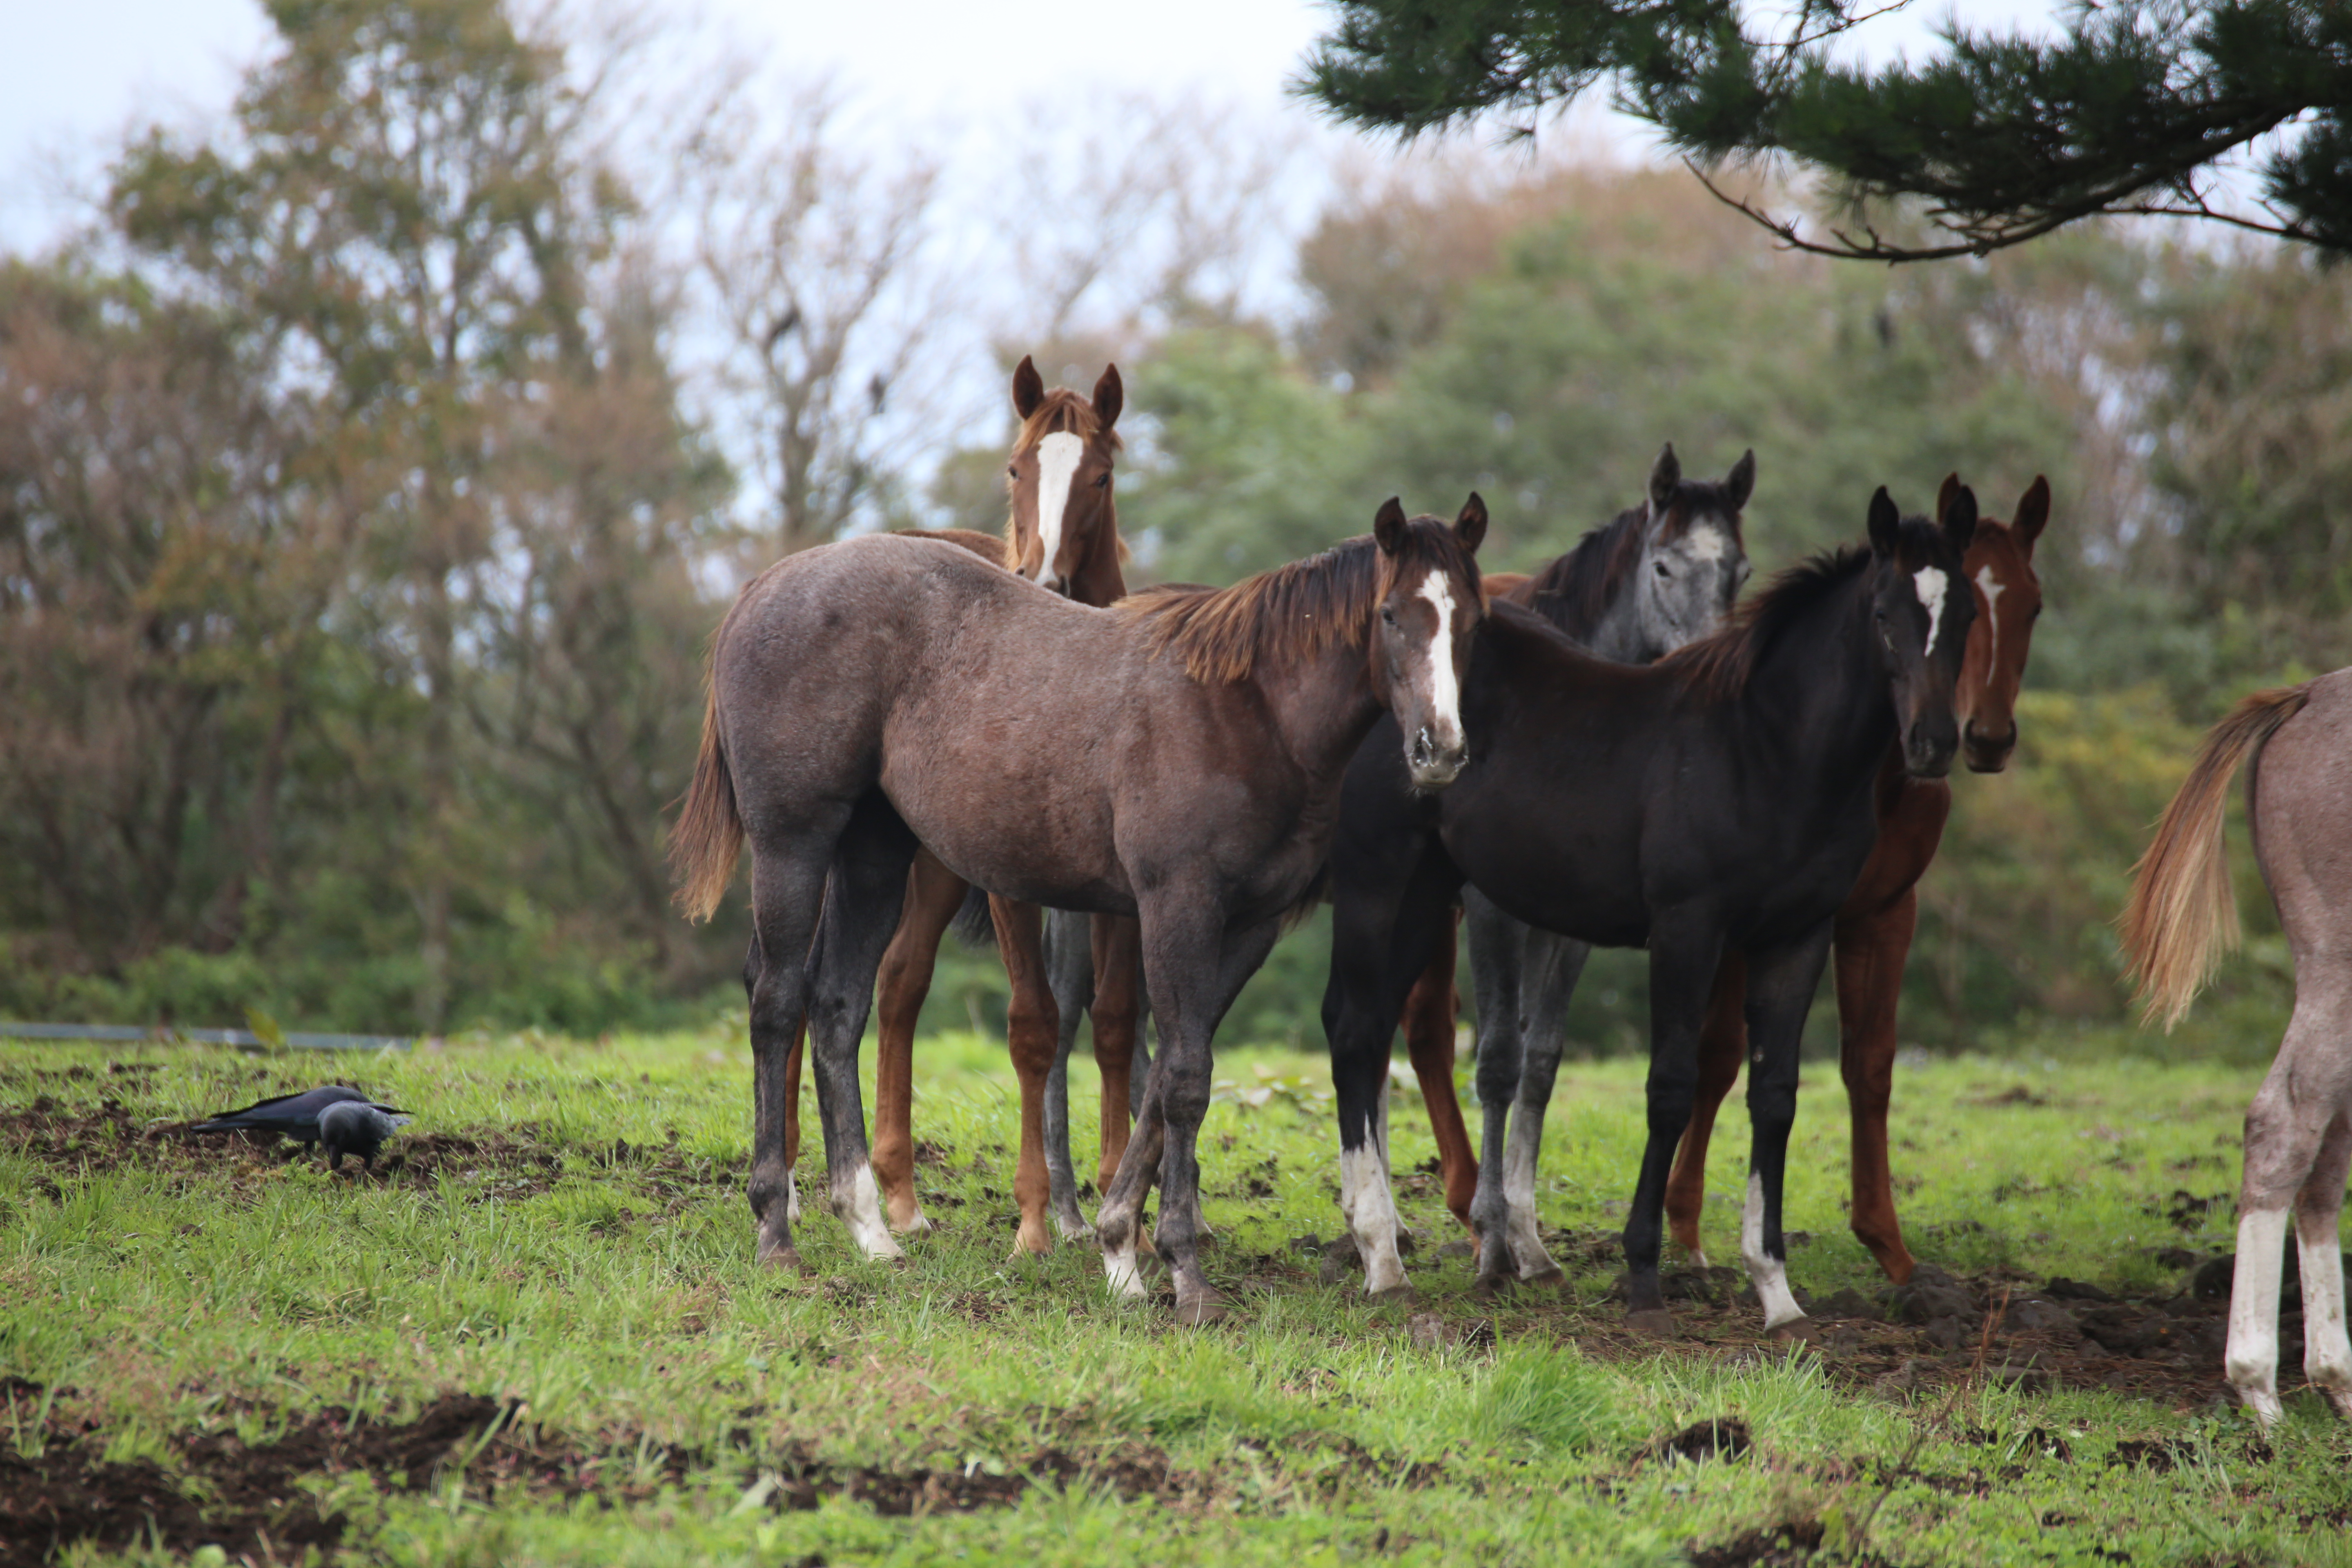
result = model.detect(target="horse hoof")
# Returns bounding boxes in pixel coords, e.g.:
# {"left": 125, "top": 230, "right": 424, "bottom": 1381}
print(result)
{"left": 1767, "top": 1316, "right": 1819, "bottom": 1343}
{"left": 758, "top": 1244, "right": 811, "bottom": 1277}
{"left": 1174, "top": 1292, "right": 1230, "bottom": 1327}
{"left": 1370, "top": 1282, "right": 1417, "bottom": 1305}
{"left": 1624, "top": 1309, "right": 1679, "bottom": 1340}
{"left": 889, "top": 1213, "right": 933, "bottom": 1238}
{"left": 1522, "top": 1267, "right": 1568, "bottom": 1292}
{"left": 1472, "top": 1273, "right": 1512, "bottom": 1300}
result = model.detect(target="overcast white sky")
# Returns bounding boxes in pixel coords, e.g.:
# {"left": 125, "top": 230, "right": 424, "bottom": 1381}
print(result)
{"left": 3, "top": 0, "right": 2065, "bottom": 254}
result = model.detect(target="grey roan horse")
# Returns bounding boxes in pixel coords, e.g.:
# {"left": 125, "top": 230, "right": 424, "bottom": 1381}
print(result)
{"left": 2123, "top": 668, "right": 2352, "bottom": 1429}
{"left": 673, "top": 500, "right": 1489, "bottom": 1323}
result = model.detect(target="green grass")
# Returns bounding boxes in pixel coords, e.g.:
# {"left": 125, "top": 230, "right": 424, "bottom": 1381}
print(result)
{"left": 4, "top": 1027, "right": 2349, "bottom": 1566}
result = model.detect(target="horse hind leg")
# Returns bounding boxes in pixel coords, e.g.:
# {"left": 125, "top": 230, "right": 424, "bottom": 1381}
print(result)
{"left": 993, "top": 895, "right": 1065, "bottom": 1256}
{"left": 1399, "top": 909, "right": 1477, "bottom": 1236}
{"left": 2295, "top": 1101, "right": 2352, "bottom": 1421}
{"left": 803, "top": 797, "right": 920, "bottom": 1264}
{"left": 1088, "top": 913, "right": 1147, "bottom": 1198}
{"left": 744, "top": 825, "right": 854, "bottom": 1271}
{"left": 869, "top": 852, "right": 968, "bottom": 1236}
{"left": 1499, "top": 924, "right": 1592, "bottom": 1287}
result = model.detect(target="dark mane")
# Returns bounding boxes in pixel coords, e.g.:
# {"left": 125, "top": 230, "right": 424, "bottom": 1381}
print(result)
{"left": 1663, "top": 545, "right": 1870, "bottom": 701}
{"left": 1523, "top": 506, "right": 1646, "bottom": 638}
{"left": 1118, "top": 521, "right": 1481, "bottom": 684}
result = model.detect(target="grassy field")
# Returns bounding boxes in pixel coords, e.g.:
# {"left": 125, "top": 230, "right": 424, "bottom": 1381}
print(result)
{"left": 4, "top": 1026, "right": 2350, "bottom": 1567}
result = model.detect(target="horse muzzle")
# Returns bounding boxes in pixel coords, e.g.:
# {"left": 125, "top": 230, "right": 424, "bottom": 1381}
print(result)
{"left": 1902, "top": 716, "right": 1957, "bottom": 780}
{"left": 1406, "top": 725, "right": 1467, "bottom": 791}
{"left": 1962, "top": 719, "right": 2016, "bottom": 774}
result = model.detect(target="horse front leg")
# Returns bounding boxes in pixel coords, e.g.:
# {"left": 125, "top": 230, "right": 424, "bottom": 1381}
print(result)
{"left": 1495, "top": 920, "right": 1591, "bottom": 1288}
{"left": 1041, "top": 906, "right": 1098, "bottom": 1241}
{"left": 1155, "top": 908, "right": 1283, "bottom": 1324}
{"left": 869, "top": 852, "right": 967, "bottom": 1237}
{"left": 1462, "top": 891, "right": 1526, "bottom": 1289}
{"left": 1399, "top": 907, "right": 1477, "bottom": 1234}
{"left": 1622, "top": 913, "right": 1726, "bottom": 1334}
{"left": 1735, "top": 928, "right": 1838, "bottom": 1339}
{"left": 1834, "top": 891, "right": 1918, "bottom": 1283}
{"left": 991, "top": 895, "right": 1063, "bottom": 1256}
{"left": 1665, "top": 953, "right": 1748, "bottom": 1267}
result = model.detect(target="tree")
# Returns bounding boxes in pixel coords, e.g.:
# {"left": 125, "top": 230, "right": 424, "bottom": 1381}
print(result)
{"left": 110, "top": 0, "right": 621, "bottom": 1028}
{"left": 1301, "top": 0, "right": 2352, "bottom": 260}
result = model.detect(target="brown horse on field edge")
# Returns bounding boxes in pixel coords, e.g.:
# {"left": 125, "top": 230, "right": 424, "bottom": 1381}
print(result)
{"left": 2122, "top": 666, "right": 2352, "bottom": 1431}
{"left": 673, "top": 495, "right": 1488, "bottom": 1325}
{"left": 779, "top": 356, "right": 1148, "bottom": 1256}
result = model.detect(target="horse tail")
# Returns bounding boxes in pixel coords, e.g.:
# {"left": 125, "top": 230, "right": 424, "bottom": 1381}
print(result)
{"left": 950, "top": 884, "right": 996, "bottom": 948}
{"left": 671, "top": 683, "right": 744, "bottom": 923}
{"left": 2120, "top": 682, "right": 2312, "bottom": 1029}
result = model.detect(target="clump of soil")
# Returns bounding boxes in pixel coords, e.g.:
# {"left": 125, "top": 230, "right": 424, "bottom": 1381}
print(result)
{"left": 0, "top": 1381, "right": 1430, "bottom": 1564}
{"left": 1643, "top": 1417, "right": 1751, "bottom": 1464}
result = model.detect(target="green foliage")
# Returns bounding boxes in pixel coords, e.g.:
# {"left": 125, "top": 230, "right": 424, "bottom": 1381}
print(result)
{"left": 1303, "top": 0, "right": 2352, "bottom": 259}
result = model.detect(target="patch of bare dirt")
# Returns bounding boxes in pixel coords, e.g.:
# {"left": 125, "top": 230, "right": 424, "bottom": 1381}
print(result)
{"left": 0, "top": 1381, "right": 1443, "bottom": 1564}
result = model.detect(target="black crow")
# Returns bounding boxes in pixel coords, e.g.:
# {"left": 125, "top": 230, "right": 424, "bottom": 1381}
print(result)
{"left": 192, "top": 1085, "right": 411, "bottom": 1170}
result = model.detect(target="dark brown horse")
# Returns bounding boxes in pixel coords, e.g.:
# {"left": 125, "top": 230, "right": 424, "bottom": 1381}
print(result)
{"left": 673, "top": 499, "right": 1489, "bottom": 1325}
{"left": 1320, "top": 486, "right": 1975, "bottom": 1333}
{"left": 2122, "top": 668, "right": 2352, "bottom": 1430}
{"left": 1391, "top": 445, "right": 1755, "bottom": 1232}
{"left": 1654, "top": 475, "right": 2051, "bottom": 1284}
{"left": 777, "top": 357, "right": 1147, "bottom": 1255}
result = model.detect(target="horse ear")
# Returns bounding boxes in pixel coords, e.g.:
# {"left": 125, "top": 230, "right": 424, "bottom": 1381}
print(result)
{"left": 1935, "top": 472, "right": 1961, "bottom": 525}
{"left": 1012, "top": 355, "right": 1045, "bottom": 419}
{"left": 1093, "top": 364, "right": 1123, "bottom": 431}
{"left": 1725, "top": 448, "right": 1755, "bottom": 509}
{"left": 1647, "top": 443, "right": 1680, "bottom": 517}
{"left": 1374, "top": 497, "right": 1408, "bottom": 555}
{"left": 1455, "top": 492, "right": 1488, "bottom": 554}
{"left": 2013, "top": 475, "right": 2050, "bottom": 552}
{"left": 1866, "top": 488, "right": 1900, "bottom": 556}
{"left": 1940, "top": 483, "right": 1979, "bottom": 556}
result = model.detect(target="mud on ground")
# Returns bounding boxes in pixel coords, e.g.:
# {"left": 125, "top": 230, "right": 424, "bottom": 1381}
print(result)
{"left": 0, "top": 1379, "right": 1437, "bottom": 1568}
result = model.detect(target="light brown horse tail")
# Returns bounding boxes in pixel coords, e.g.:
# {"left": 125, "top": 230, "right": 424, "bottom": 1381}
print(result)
{"left": 2120, "top": 683, "right": 2312, "bottom": 1028}
{"left": 671, "top": 683, "right": 743, "bottom": 922}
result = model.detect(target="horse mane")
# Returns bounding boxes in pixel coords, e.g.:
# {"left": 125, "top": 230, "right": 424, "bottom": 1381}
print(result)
{"left": 1118, "top": 523, "right": 1481, "bottom": 684}
{"left": 1002, "top": 386, "right": 1127, "bottom": 567}
{"left": 1663, "top": 544, "right": 1871, "bottom": 701}
{"left": 1523, "top": 506, "right": 1646, "bottom": 637}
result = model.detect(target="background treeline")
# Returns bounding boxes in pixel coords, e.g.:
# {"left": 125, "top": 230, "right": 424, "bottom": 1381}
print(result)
{"left": 2, "top": 0, "right": 2343, "bottom": 1059}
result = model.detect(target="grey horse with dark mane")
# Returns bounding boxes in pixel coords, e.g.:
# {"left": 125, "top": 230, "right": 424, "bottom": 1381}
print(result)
{"left": 673, "top": 500, "right": 1489, "bottom": 1324}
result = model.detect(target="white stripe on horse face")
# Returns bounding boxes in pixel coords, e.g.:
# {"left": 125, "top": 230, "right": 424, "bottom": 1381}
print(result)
{"left": 1417, "top": 572, "right": 1461, "bottom": 744}
{"left": 1975, "top": 563, "right": 2006, "bottom": 669}
{"left": 1912, "top": 566, "right": 1949, "bottom": 658}
{"left": 1031, "top": 432, "right": 1085, "bottom": 585}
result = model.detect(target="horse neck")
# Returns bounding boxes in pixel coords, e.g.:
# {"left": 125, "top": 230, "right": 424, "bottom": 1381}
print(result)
{"left": 1737, "top": 577, "right": 1896, "bottom": 791}
{"left": 1575, "top": 588, "right": 1657, "bottom": 664}
{"left": 1067, "top": 501, "right": 1130, "bottom": 608}
{"left": 1257, "top": 639, "right": 1385, "bottom": 785}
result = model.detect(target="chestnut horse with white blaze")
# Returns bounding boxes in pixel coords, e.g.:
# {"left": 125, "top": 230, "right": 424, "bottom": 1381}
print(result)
{"left": 777, "top": 356, "right": 1147, "bottom": 1256}
{"left": 673, "top": 498, "right": 1489, "bottom": 1326}
{"left": 2122, "top": 667, "right": 2352, "bottom": 1430}
{"left": 1656, "top": 474, "right": 2051, "bottom": 1285}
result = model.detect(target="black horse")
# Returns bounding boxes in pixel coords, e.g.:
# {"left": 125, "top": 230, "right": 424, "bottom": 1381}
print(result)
{"left": 1319, "top": 485, "right": 1977, "bottom": 1336}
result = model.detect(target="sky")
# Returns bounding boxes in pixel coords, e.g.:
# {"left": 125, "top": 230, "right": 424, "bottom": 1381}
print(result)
{"left": 1, "top": 0, "right": 2067, "bottom": 253}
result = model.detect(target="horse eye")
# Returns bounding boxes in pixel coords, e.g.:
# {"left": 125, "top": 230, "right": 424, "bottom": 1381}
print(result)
{"left": 1654, "top": 561, "right": 1670, "bottom": 578}
{"left": 1093, "top": 473, "right": 1110, "bottom": 488}
{"left": 1380, "top": 606, "right": 1396, "bottom": 626}
{"left": 1006, "top": 464, "right": 1018, "bottom": 478}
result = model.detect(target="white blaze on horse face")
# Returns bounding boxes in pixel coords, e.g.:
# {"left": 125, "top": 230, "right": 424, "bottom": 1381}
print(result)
{"left": 2226, "top": 1205, "right": 2291, "bottom": 1427}
{"left": 1031, "top": 432, "right": 1086, "bottom": 586}
{"left": 1975, "top": 563, "right": 2007, "bottom": 670}
{"left": 1682, "top": 523, "right": 1731, "bottom": 565}
{"left": 1741, "top": 1171, "right": 1807, "bottom": 1330}
{"left": 1416, "top": 572, "right": 1463, "bottom": 748}
{"left": 1913, "top": 566, "right": 1950, "bottom": 658}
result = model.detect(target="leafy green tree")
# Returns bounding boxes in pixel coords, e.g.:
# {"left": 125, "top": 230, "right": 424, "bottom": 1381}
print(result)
{"left": 110, "top": 0, "right": 624, "bottom": 1028}
{"left": 1303, "top": 0, "right": 2352, "bottom": 259}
